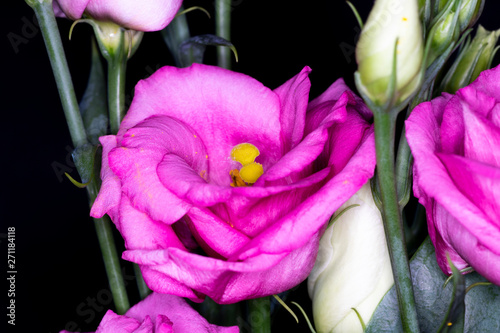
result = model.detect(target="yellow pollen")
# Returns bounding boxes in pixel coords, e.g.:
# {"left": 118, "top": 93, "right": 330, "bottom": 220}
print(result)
{"left": 402, "top": 17, "right": 408, "bottom": 21}
{"left": 229, "top": 143, "right": 264, "bottom": 186}
{"left": 240, "top": 162, "right": 264, "bottom": 184}
{"left": 231, "top": 143, "right": 260, "bottom": 166}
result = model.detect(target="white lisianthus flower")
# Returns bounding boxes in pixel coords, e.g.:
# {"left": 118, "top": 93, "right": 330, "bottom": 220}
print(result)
{"left": 308, "top": 182, "right": 394, "bottom": 333}
{"left": 355, "top": 0, "right": 423, "bottom": 107}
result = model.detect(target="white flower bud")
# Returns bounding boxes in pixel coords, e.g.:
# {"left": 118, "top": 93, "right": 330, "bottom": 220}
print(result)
{"left": 355, "top": 0, "right": 423, "bottom": 107}
{"left": 308, "top": 183, "right": 394, "bottom": 333}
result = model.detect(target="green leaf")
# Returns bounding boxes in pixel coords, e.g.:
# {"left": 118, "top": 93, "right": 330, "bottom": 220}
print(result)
{"left": 70, "top": 143, "right": 99, "bottom": 186}
{"left": 437, "top": 255, "right": 465, "bottom": 332}
{"left": 178, "top": 34, "right": 238, "bottom": 68}
{"left": 365, "top": 238, "right": 500, "bottom": 332}
{"left": 79, "top": 37, "right": 108, "bottom": 145}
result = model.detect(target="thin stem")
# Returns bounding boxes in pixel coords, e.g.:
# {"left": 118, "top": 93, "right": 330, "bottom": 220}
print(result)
{"left": 215, "top": 0, "right": 232, "bottom": 69}
{"left": 373, "top": 111, "right": 420, "bottom": 333}
{"left": 29, "top": 0, "right": 87, "bottom": 147}
{"left": 87, "top": 177, "right": 130, "bottom": 314}
{"left": 161, "top": 5, "right": 191, "bottom": 67}
{"left": 133, "top": 263, "right": 151, "bottom": 300}
{"left": 93, "top": 215, "right": 130, "bottom": 314}
{"left": 108, "top": 57, "right": 127, "bottom": 134}
{"left": 27, "top": 0, "right": 130, "bottom": 314}
{"left": 248, "top": 297, "right": 271, "bottom": 333}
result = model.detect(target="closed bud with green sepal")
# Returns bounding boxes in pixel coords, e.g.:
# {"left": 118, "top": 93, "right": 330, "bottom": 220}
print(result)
{"left": 355, "top": 0, "right": 424, "bottom": 109}
{"left": 440, "top": 25, "right": 500, "bottom": 93}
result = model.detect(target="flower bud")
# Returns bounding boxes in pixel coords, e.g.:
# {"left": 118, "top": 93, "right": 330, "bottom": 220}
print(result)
{"left": 355, "top": 0, "right": 423, "bottom": 107}
{"left": 71, "top": 20, "right": 143, "bottom": 61}
{"left": 308, "top": 183, "right": 394, "bottom": 333}
{"left": 440, "top": 25, "right": 500, "bottom": 93}
{"left": 426, "top": 0, "right": 485, "bottom": 66}
{"left": 457, "top": 0, "right": 484, "bottom": 31}
{"left": 418, "top": 0, "right": 431, "bottom": 29}
{"left": 426, "top": 2, "right": 461, "bottom": 66}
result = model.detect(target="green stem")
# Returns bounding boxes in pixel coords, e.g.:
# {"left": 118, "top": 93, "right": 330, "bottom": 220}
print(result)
{"left": 133, "top": 263, "right": 151, "bottom": 300}
{"left": 27, "top": 0, "right": 130, "bottom": 314}
{"left": 108, "top": 57, "right": 127, "bottom": 134}
{"left": 215, "top": 0, "right": 232, "bottom": 69}
{"left": 161, "top": 5, "right": 191, "bottom": 67}
{"left": 373, "top": 111, "right": 420, "bottom": 333}
{"left": 93, "top": 215, "right": 130, "bottom": 314}
{"left": 86, "top": 175, "right": 131, "bottom": 314}
{"left": 27, "top": 0, "right": 87, "bottom": 147}
{"left": 248, "top": 297, "right": 271, "bottom": 333}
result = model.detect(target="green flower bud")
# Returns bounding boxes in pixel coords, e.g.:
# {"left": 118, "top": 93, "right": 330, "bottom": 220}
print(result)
{"left": 355, "top": 0, "right": 424, "bottom": 107}
{"left": 418, "top": 0, "right": 431, "bottom": 30}
{"left": 426, "top": 2, "right": 461, "bottom": 66}
{"left": 440, "top": 25, "right": 500, "bottom": 93}
{"left": 71, "top": 20, "right": 143, "bottom": 61}
{"left": 458, "top": 0, "right": 484, "bottom": 31}
{"left": 308, "top": 183, "right": 394, "bottom": 333}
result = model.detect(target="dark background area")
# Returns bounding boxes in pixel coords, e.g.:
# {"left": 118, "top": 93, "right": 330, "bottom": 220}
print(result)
{"left": 3, "top": 1, "right": 500, "bottom": 332}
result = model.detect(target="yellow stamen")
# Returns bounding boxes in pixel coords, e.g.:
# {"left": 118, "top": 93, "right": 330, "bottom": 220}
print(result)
{"left": 240, "top": 162, "right": 264, "bottom": 184}
{"left": 230, "top": 169, "right": 247, "bottom": 187}
{"left": 230, "top": 143, "right": 264, "bottom": 186}
{"left": 231, "top": 143, "right": 260, "bottom": 166}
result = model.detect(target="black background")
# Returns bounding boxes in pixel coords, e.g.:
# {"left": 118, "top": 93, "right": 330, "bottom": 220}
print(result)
{"left": 3, "top": 1, "right": 500, "bottom": 332}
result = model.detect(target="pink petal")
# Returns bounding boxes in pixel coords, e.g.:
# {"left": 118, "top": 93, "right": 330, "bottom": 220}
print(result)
{"left": 121, "top": 116, "right": 209, "bottom": 175}
{"left": 260, "top": 92, "right": 348, "bottom": 183}
{"left": 157, "top": 154, "right": 232, "bottom": 206}
{"left": 108, "top": 146, "right": 190, "bottom": 225}
{"left": 308, "top": 78, "right": 373, "bottom": 121}
{"left": 438, "top": 153, "right": 500, "bottom": 225}
{"left": 138, "top": 265, "right": 204, "bottom": 301}
{"left": 96, "top": 310, "right": 141, "bottom": 333}
{"left": 461, "top": 96, "right": 500, "bottom": 167}
{"left": 185, "top": 206, "right": 251, "bottom": 259}
{"left": 432, "top": 202, "right": 500, "bottom": 285}
{"left": 407, "top": 96, "right": 500, "bottom": 285}
{"left": 231, "top": 129, "right": 376, "bottom": 260}
{"left": 90, "top": 135, "right": 121, "bottom": 221}
{"left": 467, "top": 64, "right": 500, "bottom": 104}
{"left": 52, "top": 0, "right": 89, "bottom": 20}
{"left": 85, "top": 0, "right": 183, "bottom": 31}
{"left": 118, "top": 64, "right": 283, "bottom": 186}
{"left": 273, "top": 66, "right": 311, "bottom": 151}
{"left": 123, "top": 236, "right": 319, "bottom": 304}
{"left": 154, "top": 315, "right": 174, "bottom": 333}
{"left": 118, "top": 195, "right": 187, "bottom": 251}
{"left": 125, "top": 293, "right": 239, "bottom": 332}
{"left": 224, "top": 180, "right": 322, "bottom": 238}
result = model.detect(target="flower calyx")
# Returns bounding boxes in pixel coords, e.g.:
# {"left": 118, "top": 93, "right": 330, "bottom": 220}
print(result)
{"left": 70, "top": 19, "right": 143, "bottom": 61}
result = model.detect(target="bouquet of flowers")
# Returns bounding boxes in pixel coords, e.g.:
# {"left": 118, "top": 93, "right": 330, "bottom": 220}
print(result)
{"left": 8, "top": 0, "right": 500, "bottom": 332}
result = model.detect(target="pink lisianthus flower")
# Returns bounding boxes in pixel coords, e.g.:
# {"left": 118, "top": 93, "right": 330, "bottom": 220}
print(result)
{"left": 90, "top": 64, "right": 376, "bottom": 303}
{"left": 60, "top": 292, "right": 239, "bottom": 333}
{"left": 53, "top": 0, "right": 183, "bottom": 31}
{"left": 406, "top": 65, "right": 500, "bottom": 285}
